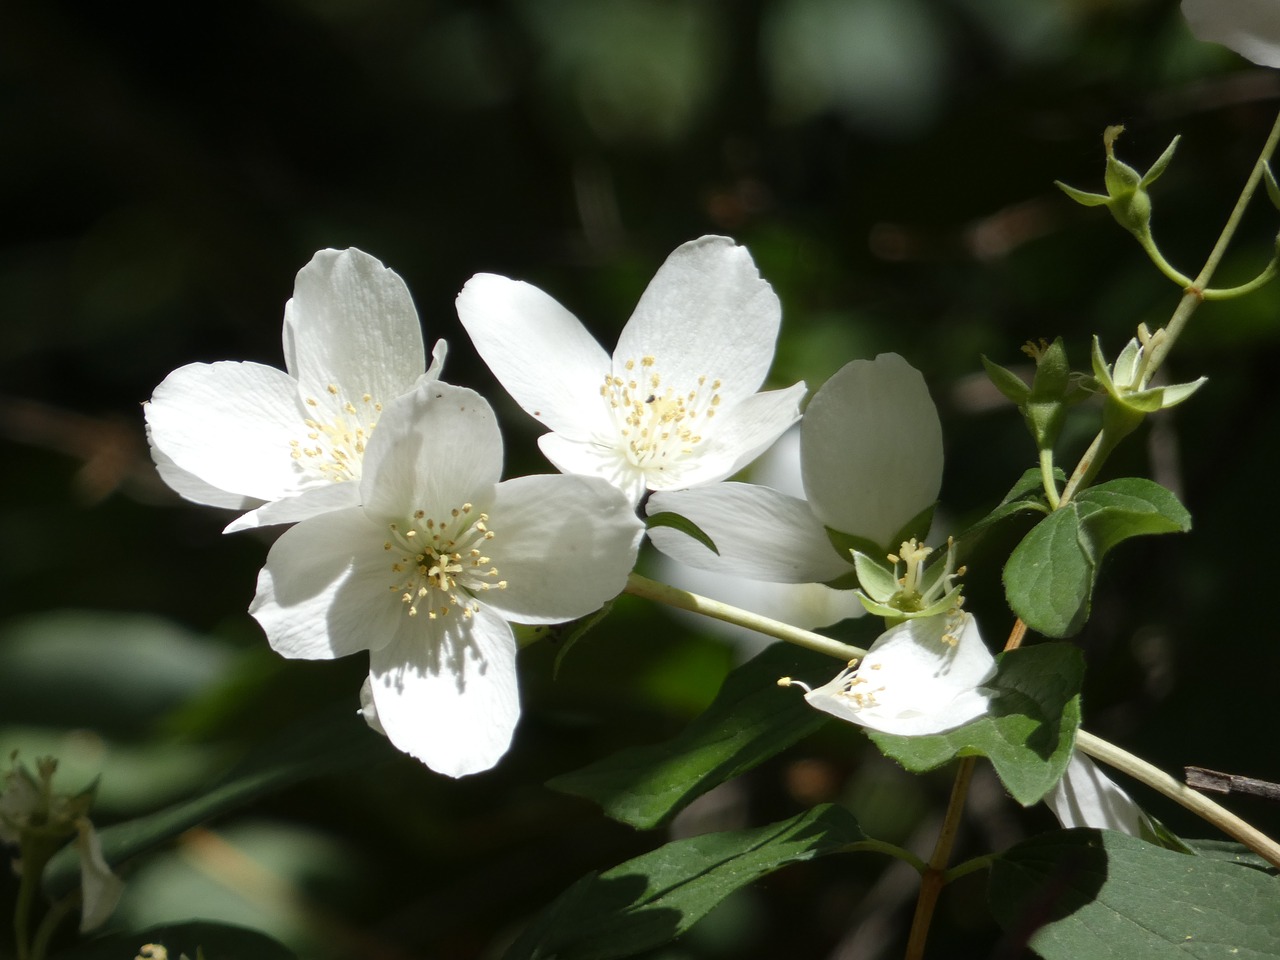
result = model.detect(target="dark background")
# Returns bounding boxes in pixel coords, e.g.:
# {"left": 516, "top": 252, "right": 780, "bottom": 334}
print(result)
{"left": 3, "top": 0, "right": 1279, "bottom": 956}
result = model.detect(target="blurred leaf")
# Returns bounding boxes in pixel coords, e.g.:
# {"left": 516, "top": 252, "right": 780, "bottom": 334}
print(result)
{"left": 503, "top": 804, "right": 864, "bottom": 960}
{"left": 989, "top": 829, "right": 1280, "bottom": 958}
{"left": 44, "top": 704, "right": 396, "bottom": 899}
{"left": 54, "top": 921, "right": 297, "bottom": 960}
{"left": 548, "top": 643, "right": 834, "bottom": 828}
{"left": 868, "top": 643, "right": 1082, "bottom": 805}
{"left": 0, "top": 611, "right": 237, "bottom": 735}
{"left": 1003, "top": 479, "right": 1190, "bottom": 637}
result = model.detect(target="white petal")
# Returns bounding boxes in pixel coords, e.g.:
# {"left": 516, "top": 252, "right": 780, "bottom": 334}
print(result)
{"left": 646, "top": 484, "right": 851, "bottom": 583}
{"left": 650, "top": 382, "right": 806, "bottom": 491}
{"left": 75, "top": 819, "right": 123, "bottom": 933}
{"left": 805, "top": 612, "right": 995, "bottom": 736}
{"left": 368, "top": 604, "right": 519, "bottom": 777}
{"left": 802, "top": 354, "right": 943, "bottom": 549}
{"left": 480, "top": 474, "right": 643, "bottom": 623}
{"left": 147, "top": 361, "right": 311, "bottom": 501}
{"left": 423, "top": 338, "right": 448, "bottom": 381}
{"left": 1045, "top": 752, "right": 1152, "bottom": 836}
{"left": 752, "top": 424, "right": 806, "bottom": 498}
{"left": 224, "top": 482, "right": 361, "bottom": 532}
{"left": 286, "top": 248, "right": 426, "bottom": 404}
{"left": 1182, "top": 0, "right": 1280, "bottom": 67}
{"left": 147, "top": 436, "right": 261, "bottom": 511}
{"left": 615, "top": 237, "right": 781, "bottom": 405}
{"left": 537, "top": 432, "right": 648, "bottom": 505}
{"left": 358, "top": 676, "right": 387, "bottom": 737}
{"left": 360, "top": 382, "right": 503, "bottom": 523}
{"left": 250, "top": 507, "right": 405, "bottom": 660}
{"left": 456, "top": 273, "right": 613, "bottom": 439}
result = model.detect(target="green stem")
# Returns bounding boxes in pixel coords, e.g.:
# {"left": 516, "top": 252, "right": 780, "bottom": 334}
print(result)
{"left": 844, "top": 838, "right": 927, "bottom": 874}
{"left": 13, "top": 849, "right": 39, "bottom": 960}
{"left": 28, "top": 899, "right": 73, "bottom": 960}
{"left": 904, "top": 757, "right": 977, "bottom": 960}
{"left": 1076, "top": 729, "right": 1280, "bottom": 868}
{"left": 1202, "top": 256, "right": 1280, "bottom": 300}
{"left": 1038, "top": 447, "right": 1061, "bottom": 510}
{"left": 943, "top": 853, "right": 995, "bottom": 884}
{"left": 1147, "top": 105, "right": 1280, "bottom": 379}
{"left": 1135, "top": 230, "right": 1194, "bottom": 289}
{"left": 624, "top": 572, "right": 867, "bottom": 662}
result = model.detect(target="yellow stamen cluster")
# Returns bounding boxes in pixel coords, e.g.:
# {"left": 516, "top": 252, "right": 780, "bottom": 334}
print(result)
{"left": 290, "top": 385, "right": 383, "bottom": 481}
{"left": 385, "top": 502, "right": 507, "bottom": 620}
{"left": 599, "top": 355, "right": 722, "bottom": 471}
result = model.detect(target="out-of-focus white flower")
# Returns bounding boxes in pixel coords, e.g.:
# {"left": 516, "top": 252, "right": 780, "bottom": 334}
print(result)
{"left": 250, "top": 381, "right": 644, "bottom": 777}
{"left": 1182, "top": 0, "right": 1280, "bottom": 68}
{"left": 783, "top": 612, "right": 995, "bottom": 736}
{"left": 647, "top": 353, "right": 943, "bottom": 584}
{"left": 1045, "top": 751, "right": 1153, "bottom": 837}
{"left": 74, "top": 818, "right": 124, "bottom": 932}
{"left": 146, "top": 248, "right": 445, "bottom": 531}
{"left": 456, "top": 236, "right": 806, "bottom": 504}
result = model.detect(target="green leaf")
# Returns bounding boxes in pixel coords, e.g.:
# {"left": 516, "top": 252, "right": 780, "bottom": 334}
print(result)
{"left": 1003, "top": 506, "right": 1095, "bottom": 638}
{"left": 981, "top": 355, "right": 1030, "bottom": 404}
{"left": 503, "top": 805, "right": 864, "bottom": 960}
{"left": 868, "top": 644, "right": 1082, "bottom": 806}
{"left": 548, "top": 643, "right": 835, "bottom": 828}
{"left": 956, "top": 468, "right": 1053, "bottom": 544}
{"left": 53, "top": 921, "right": 297, "bottom": 960}
{"left": 989, "top": 828, "right": 1280, "bottom": 959}
{"left": 552, "top": 597, "right": 617, "bottom": 675}
{"left": 44, "top": 705, "right": 397, "bottom": 899}
{"left": 645, "top": 511, "right": 719, "bottom": 555}
{"left": 1075, "top": 478, "right": 1191, "bottom": 553}
{"left": 1004, "top": 479, "right": 1190, "bottom": 638}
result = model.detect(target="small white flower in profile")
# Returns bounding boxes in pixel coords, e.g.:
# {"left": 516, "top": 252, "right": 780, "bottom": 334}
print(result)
{"left": 250, "top": 381, "right": 644, "bottom": 777}
{"left": 146, "top": 248, "right": 446, "bottom": 531}
{"left": 782, "top": 612, "right": 996, "bottom": 737}
{"left": 1182, "top": 0, "right": 1280, "bottom": 67}
{"left": 455, "top": 236, "right": 807, "bottom": 504}
{"left": 1045, "top": 751, "right": 1153, "bottom": 837}
{"left": 646, "top": 353, "right": 943, "bottom": 585}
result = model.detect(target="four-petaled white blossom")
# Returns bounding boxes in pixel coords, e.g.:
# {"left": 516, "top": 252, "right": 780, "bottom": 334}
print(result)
{"left": 786, "top": 612, "right": 996, "bottom": 736}
{"left": 646, "top": 353, "right": 943, "bottom": 585}
{"left": 249, "top": 381, "right": 644, "bottom": 777}
{"left": 146, "top": 247, "right": 446, "bottom": 531}
{"left": 455, "top": 235, "right": 807, "bottom": 504}
{"left": 1182, "top": 0, "right": 1280, "bottom": 67}
{"left": 1045, "top": 751, "right": 1153, "bottom": 838}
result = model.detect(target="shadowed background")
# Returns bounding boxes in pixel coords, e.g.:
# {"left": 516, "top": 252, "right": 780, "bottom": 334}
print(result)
{"left": 3, "top": 0, "right": 1279, "bottom": 956}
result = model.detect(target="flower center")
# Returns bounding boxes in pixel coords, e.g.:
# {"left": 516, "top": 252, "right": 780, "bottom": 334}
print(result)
{"left": 600, "top": 356, "right": 722, "bottom": 471}
{"left": 384, "top": 502, "right": 507, "bottom": 620}
{"left": 289, "top": 384, "right": 383, "bottom": 482}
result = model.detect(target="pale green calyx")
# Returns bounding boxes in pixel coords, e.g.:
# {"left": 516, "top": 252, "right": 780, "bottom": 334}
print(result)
{"left": 853, "top": 537, "right": 966, "bottom": 623}
{"left": 1056, "top": 126, "right": 1180, "bottom": 241}
{"left": 1091, "top": 327, "right": 1206, "bottom": 414}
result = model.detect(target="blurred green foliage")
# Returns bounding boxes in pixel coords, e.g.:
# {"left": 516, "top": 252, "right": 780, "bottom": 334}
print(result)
{"left": 3, "top": 0, "right": 1280, "bottom": 956}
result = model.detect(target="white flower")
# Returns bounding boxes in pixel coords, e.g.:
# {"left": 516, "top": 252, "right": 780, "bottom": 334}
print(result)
{"left": 455, "top": 236, "right": 807, "bottom": 504}
{"left": 1045, "top": 751, "right": 1153, "bottom": 837}
{"left": 655, "top": 427, "right": 865, "bottom": 657}
{"left": 646, "top": 353, "right": 943, "bottom": 584}
{"left": 785, "top": 612, "right": 995, "bottom": 736}
{"left": 146, "top": 248, "right": 446, "bottom": 531}
{"left": 1182, "top": 0, "right": 1280, "bottom": 68}
{"left": 74, "top": 818, "right": 124, "bottom": 932}
{"left": 249, "top": 381, "right": 644, "bottom": 777}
